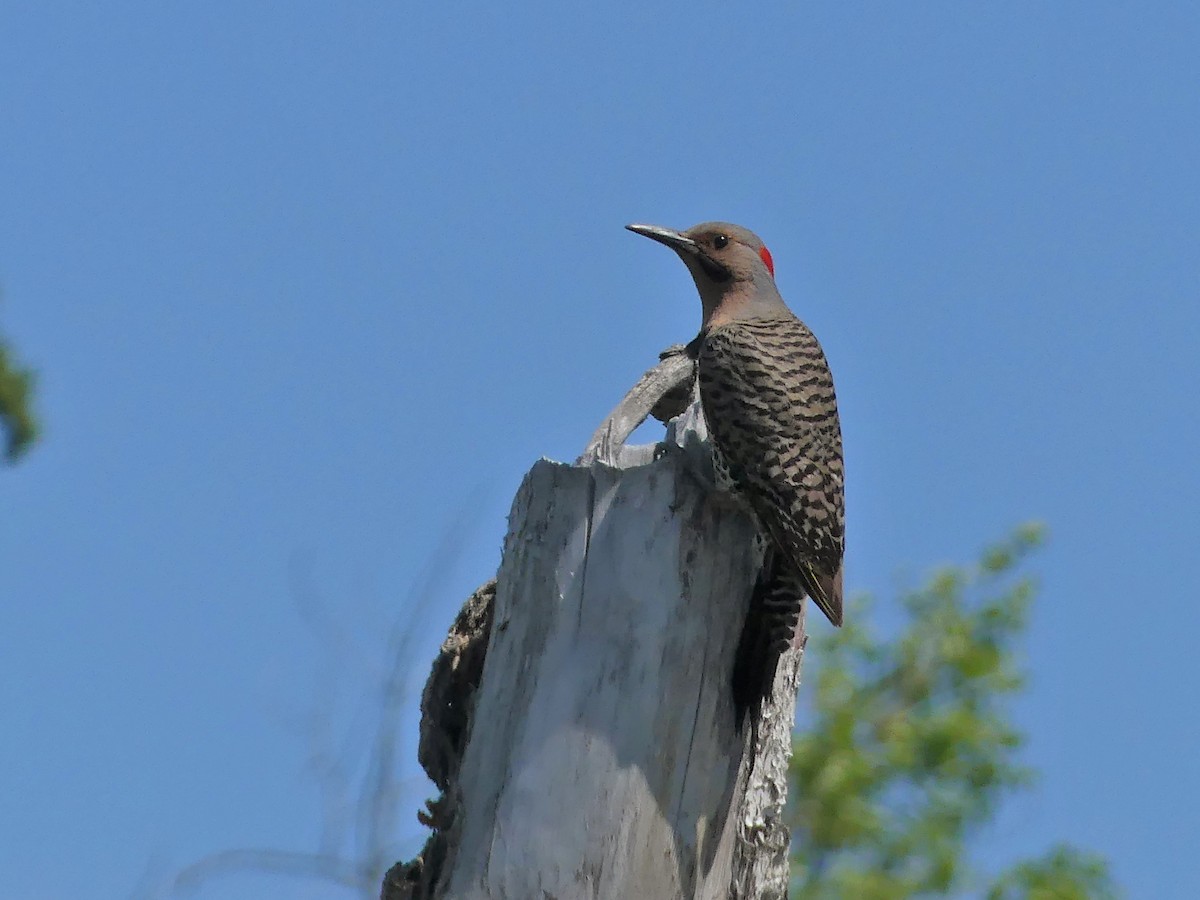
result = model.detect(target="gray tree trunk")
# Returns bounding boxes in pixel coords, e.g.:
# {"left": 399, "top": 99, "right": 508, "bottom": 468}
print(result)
{"left": 386, "top": 349, "right": 803, "bottom": 900}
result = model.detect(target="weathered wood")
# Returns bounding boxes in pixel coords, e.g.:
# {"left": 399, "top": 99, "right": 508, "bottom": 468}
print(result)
{"left": 578, "top": 344, "right": 696, "bottom": 467}
{"left": 387, "top": 350, "right": 803, "bottom": 900}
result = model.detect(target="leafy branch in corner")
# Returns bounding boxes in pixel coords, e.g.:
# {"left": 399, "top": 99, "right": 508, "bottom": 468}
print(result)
{"left": 789, "top": 524, "right": 1118, "bottom": 899}
{"left": 0, "top": 332, "right": 39, "bottom": 462}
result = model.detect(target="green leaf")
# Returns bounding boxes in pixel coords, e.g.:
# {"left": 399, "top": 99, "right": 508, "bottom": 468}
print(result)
{"left": 0, "top": 336, "right": 39, "bottom": 462}
{"left": 789, "top": 527, "right": 1118, "bottom": 897}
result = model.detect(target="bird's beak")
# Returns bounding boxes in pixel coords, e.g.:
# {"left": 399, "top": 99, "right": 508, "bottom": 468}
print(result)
{"left": 625, "top": 223, "right": 698, "bottom": 255}
{"left": 626, "top": 222, "right": 731, "bottom": 281}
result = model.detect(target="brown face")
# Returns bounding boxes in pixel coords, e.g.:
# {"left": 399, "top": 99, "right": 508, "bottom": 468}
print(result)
{"left": 626, "top": 220, "right": 781, "bottom": 327}
{"left": 679, "top": 228, "right": 736, "bottom": 282}
{"left": 627, "top": 222, "right": 773, "bottom": 283}
{"left": 681, "top": 224, "right": 775, "bottom": 286}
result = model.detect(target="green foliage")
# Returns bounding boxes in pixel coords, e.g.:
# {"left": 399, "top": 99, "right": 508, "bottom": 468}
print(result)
{"left": 986, "top": 845, "right": 1117, "bottom": 900}
{"left": 0, "top": 334, "right": 39, "bottom": 462}
{"left": 789, "top": 525, "right": 1118, "bottom": 898}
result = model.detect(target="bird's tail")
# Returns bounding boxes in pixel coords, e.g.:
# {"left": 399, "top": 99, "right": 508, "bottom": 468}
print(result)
{"left": 731, "top": 551, "right": 806, "bottom": 731}
{"left": 800, "top": 561, "right": 843, "bottom": 627}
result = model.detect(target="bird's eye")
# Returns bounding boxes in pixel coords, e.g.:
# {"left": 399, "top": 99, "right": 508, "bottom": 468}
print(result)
{"left": 713, "top": 234, "right": 729, "bottom": 249}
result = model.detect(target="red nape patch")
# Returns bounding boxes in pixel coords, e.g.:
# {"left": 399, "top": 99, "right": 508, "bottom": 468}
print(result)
{"left": 759, "top": 245, "right": 775, "bottom": 277}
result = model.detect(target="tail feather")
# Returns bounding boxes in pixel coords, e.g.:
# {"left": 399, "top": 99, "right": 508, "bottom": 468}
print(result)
{"left": 731, "top": 552, "right": 805, "bottom": 730}
{"left": 801, "top": 562, "right": 843, "bottom": 627}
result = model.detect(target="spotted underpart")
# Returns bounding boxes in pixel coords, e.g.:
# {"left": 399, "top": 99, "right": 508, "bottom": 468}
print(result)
{"left": 708, "top": 435, "right": 740, "bottom": 495}
{"left": 710, "top": 439, "right": 771, "bottom": 563}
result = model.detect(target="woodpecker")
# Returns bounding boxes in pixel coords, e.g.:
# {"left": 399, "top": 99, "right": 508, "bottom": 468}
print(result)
{"left": 627, "top": 221, "right": 845, "bottom": 726}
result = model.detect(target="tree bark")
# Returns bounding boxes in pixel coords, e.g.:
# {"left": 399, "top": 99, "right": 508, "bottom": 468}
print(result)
{"left": 386, "top": 350, "right": 802, "bottom": 900}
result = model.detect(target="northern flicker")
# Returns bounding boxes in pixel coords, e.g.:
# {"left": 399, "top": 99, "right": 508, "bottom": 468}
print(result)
{"left": 627, "top": 221, "right": 845, "bottom": 725}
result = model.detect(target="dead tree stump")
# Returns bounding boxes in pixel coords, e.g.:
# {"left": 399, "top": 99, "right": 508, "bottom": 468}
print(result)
{"left": 386, "top": 348, "right": 803, "bottom": 900}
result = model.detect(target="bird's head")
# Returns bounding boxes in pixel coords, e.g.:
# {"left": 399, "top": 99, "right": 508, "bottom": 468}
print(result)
{"left": 625, "top": 221, "right": 783, "bottom": 328}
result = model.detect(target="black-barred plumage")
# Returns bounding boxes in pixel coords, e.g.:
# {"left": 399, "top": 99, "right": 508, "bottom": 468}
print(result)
{"left": 700, "top": 315, "right": 844, "bottom": 724}
{"left": 627, "top": 221, "right": 845, "bottom": 728}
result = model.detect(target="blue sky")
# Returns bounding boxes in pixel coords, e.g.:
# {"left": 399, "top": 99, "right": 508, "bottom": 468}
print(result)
{"left": 2, "top": 2, "right": 1198, "bottom": 897}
